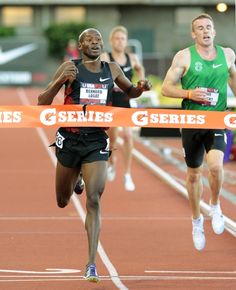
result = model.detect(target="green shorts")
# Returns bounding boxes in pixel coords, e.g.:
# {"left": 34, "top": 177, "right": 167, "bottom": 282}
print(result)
{"left": 55, "top": 128, "right": 110, "bottom": 168}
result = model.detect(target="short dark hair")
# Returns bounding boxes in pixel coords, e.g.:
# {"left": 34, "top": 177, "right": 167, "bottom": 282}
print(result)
{"left": 78, "top": 28, "right": 101, "bottom": 43}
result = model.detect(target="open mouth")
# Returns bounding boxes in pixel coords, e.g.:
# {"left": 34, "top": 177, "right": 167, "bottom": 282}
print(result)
{"left": 91, "top": 46, "right": 100, "bottom": 52}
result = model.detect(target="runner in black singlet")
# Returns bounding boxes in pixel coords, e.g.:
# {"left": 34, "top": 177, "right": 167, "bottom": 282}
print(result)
{"left": 102, "top": 26, "right": 145, "bottom": 191}
{"left": 38, "top": 28, "right": 151, "bottom": 283}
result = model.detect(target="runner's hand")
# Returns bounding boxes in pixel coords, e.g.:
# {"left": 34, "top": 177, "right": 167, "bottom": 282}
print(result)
{"left": 59, "top": 61, "right": 78, "bottom": 87}
{"left": 190, "top": 88, "right": 207, "bottom": 103}
{"left": 137, "top": 79, "right": 152, "bottom": 92}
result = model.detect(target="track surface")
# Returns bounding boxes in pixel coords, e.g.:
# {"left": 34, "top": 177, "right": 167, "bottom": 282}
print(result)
{"left": 0, "top": 87, "right": 235, "bottom": 290}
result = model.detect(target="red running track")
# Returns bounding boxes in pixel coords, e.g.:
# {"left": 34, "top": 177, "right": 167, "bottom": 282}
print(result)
{"left": 0, "top": 87, "right": 235, "bottom": 290}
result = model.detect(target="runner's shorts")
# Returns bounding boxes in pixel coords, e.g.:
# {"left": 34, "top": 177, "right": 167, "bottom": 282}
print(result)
{"left": 112, "top": 91, "right": 130, "bottom": 108}
{"left": 181, "top": 128, "right": 226, "bottom": 168}
{"left": 55, "top": 128, "right": 110, "bottom": 168}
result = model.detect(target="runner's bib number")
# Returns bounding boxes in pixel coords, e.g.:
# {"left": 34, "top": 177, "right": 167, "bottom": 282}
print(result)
{"left": 200, "top": 87, "right": 219, "bottom": 106}
{"left": 80, "top": 83, "right": 108, "bottom": 105}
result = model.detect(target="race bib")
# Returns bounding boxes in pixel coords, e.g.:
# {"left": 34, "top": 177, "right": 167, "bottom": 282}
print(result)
{"left": 200, "top": 87, "right": 219, "bottom": 106}
{"left": 55, "top": 131, "right": 65, "bottom": 149}
{"left": 80, "top": 82, "right": 108, "bottom": 105}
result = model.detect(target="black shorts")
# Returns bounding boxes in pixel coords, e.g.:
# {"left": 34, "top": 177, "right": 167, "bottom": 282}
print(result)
{"left": 112, "top": 91, "right": 130, "bottom": 108}
{"left": 55, "top": 128, "right": 110, "bottom": 168}
{"left": 181, "top": 129, "right": 226, "bottom": 168}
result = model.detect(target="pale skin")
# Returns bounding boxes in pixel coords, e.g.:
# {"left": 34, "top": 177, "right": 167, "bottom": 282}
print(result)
{"left": 101, "top": 29, "right": 145, "bottom": 178}
{"left": 38, "top": 29, "right": 151, "bottom": 267}
{"left": 161, "top": 17, "right": 236, "bottom": 219}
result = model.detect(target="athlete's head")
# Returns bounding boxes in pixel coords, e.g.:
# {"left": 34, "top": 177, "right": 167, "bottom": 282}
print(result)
{"left": 191, "top": 13, "right": 214, "bottom": 32}
{"left": 109, "top": 26, "right": 128, "bottom": 52}
{"left": 78, "top": 28, "right": 104, "bottom": 59}
{"left": 191, "top": 13, "right": 216, "bottom": 46}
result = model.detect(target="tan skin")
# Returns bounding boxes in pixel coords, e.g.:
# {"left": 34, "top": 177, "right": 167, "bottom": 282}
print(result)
{"left": 101, "top": 29, "right": 145, "bottom": 181}
{"left": 38, "top": 28, "right": 151, "bottom": 267}
{"left": 161, "top": 17, "right": 236, "bottom": 219}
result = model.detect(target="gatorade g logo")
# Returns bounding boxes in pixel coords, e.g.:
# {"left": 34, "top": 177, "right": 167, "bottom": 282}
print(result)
{"left": 131, "top": 111, "right": 149, "bottom": 126}
{"left": 224, "top": 113, "right": 236, "bottom": 129}
{"left": 40, "top": 108, "right": 57, "bottom": 126}
{"left": 195, "top": 62, "right": 203, "bottom": 72}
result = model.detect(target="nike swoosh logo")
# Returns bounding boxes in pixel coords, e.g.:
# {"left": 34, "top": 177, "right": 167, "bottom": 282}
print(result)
{"left": 100, "top": 149, "right": 109, "bottom": 154}
{"left": 0, "top": 43, "right": 38, "bottom": 65}
{"left": 212, "top": 64, "right": 223, "bottom": 69}
{"left": 123, "top": 66, "right": 132, "bottom": 72}
{"left": 214, "top": 133, "right": 223, "bottom": 136}
{"left": 99, "top": 77, "right": 110, "bottom": 82}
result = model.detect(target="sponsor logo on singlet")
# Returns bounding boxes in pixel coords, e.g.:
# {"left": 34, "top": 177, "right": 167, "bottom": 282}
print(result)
{"left": 194, "top": 62, "right": 203, "bottom": 72}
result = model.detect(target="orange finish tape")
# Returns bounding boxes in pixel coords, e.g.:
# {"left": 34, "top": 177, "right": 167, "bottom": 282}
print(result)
{"left": 0, "top": 105, "right": 235, "bottom": 129}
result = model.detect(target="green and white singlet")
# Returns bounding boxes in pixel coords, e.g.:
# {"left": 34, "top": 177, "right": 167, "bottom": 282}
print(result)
{"left": 181, "top": 45, "right": 229, "bottom": 111}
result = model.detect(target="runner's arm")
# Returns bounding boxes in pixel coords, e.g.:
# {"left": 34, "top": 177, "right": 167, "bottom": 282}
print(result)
{"left": 161, "top": 50, "right": 206, "bottom": 102}
{"left": 130, "top": 53, "right": 145, "bottom": 79}
{"left": 38, "top": 61, "right": 78, "bottom": 105}
{"left": 109, "top": 62, "right": 151, "bottom": 98}
{"left": 227, "top": 48, "right": 236, "bottom": 96}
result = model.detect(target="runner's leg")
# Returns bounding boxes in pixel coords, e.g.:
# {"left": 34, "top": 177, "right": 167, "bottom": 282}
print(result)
{"left": 56, "top": 161, "right": 80, "bottom": 208}
{"left": 82, "top": 160, "right": 107, "bottom": 265}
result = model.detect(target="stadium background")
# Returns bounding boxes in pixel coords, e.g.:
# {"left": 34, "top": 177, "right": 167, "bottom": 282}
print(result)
{"left": 0, "top": 0, "right": 235, "bottom": 87}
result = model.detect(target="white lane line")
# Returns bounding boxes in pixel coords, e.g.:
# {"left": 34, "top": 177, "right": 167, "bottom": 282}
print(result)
{"left": 131, "top": 145, "right": 236, "bottom": 237}
{"left": 145, "top": 270, "right": 236, "bottom": 274}
{"left": 0, "top": 232, "right": 84, "bottom": 235}
{"left": 0, "top": 217, "right": 82, "bottom": 220}
{"left": 17, "top": 87, "right": 128, "bottom": 290}
{"left": 0, "top": 216, "right": 190, "bottom": 221}
{"left": 0, "top": 275, "right": 236, "bottom": 282}
{"left": 0, "top": 278, "right": 84, "bottom": 282}
{"left": 0, "top": 269, "right": 80, "bottom": 274}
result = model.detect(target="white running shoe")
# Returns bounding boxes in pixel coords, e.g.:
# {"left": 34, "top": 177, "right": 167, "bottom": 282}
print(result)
{"left": 124, "top": 174, "right": 135, "bottom": 191}
{"left": 209, "top": 203, "right": 224, "bottom": 235}
{"left": 192, "top": 214, "right": 206, "bottom": 251}
{"left": 107, "top": 165, "right": 116, "bottom": 182}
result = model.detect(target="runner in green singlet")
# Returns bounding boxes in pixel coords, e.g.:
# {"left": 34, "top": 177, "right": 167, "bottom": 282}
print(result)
{"left": 161, "top": 13, "right": 236, "bottom": 251}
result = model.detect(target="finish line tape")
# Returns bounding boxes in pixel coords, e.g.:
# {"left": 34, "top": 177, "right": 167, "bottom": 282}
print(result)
{"left": 0, "top": 104, "right": 235, "bottom": 129}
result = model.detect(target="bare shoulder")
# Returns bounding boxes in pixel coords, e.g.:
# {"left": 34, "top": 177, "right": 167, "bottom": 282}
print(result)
{"left": 108, "top": 61, "right": 122, "bottom": 79}
{"left": 100, "top": 52, "right": 110, "bottom": 62}
{"left": 128, "top": 52, "right": 141, "bottom": 65}
{"left": 129, "top": 52, "right": 138, "bottom": 61}
{"left": 222, "top": 46, "right": 235, "bottom": 56}
{"left": 173, "top": 48, "right": 190, "bottom": 66}
{"left": 58, "top": 60, "right": 74, "bottom": 71}
{"left": 222, "top": 47, "right": 236, "bottom": 64}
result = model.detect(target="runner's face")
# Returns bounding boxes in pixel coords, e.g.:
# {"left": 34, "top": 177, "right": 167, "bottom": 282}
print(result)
{"left": 80, "top": 31, "right": 104, "bottom": 59}
{"left": 111, "top": 31, "right": 127, "bottom": 53}
{"left": 192, "top": 18, "right": 216, "bottom": 47}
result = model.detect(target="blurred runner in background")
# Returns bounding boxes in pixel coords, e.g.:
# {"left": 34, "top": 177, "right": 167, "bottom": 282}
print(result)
{"left": 102, "top": 26, "right": 145, "bottom": 191}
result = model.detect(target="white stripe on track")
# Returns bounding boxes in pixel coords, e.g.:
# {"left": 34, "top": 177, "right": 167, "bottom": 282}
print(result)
{"left": 17, "top": 88, "right": 128, "bottom": 290}
{"left": 0, "top": 275, "right": 236, "bottom": 283}
{"left": 145, "top": 270, "right": 236, "bottom": 274}
{"left": 132, "top": 147, "right": 236, "bottom": 237}
{"left": 119, "top": 135, "right": 236, "bottom": 237}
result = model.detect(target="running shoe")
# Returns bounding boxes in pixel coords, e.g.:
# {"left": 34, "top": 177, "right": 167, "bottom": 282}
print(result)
{"left": 124, "top": 173, "right": 135, "bottom": 191}
{"left": 84, "top": 263, "right": 100, "bottom": 283}
{"left": 107, "top": 165, "right": 116, "bottom": 181}
{"left": 192, "top": 214, "right": 206, "bottom": 251}
{"left": 74, "top": 176, "right": 84, "bottom": 195}
{"left": 209, "top": 203, "right": 224, "bottom": 235}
